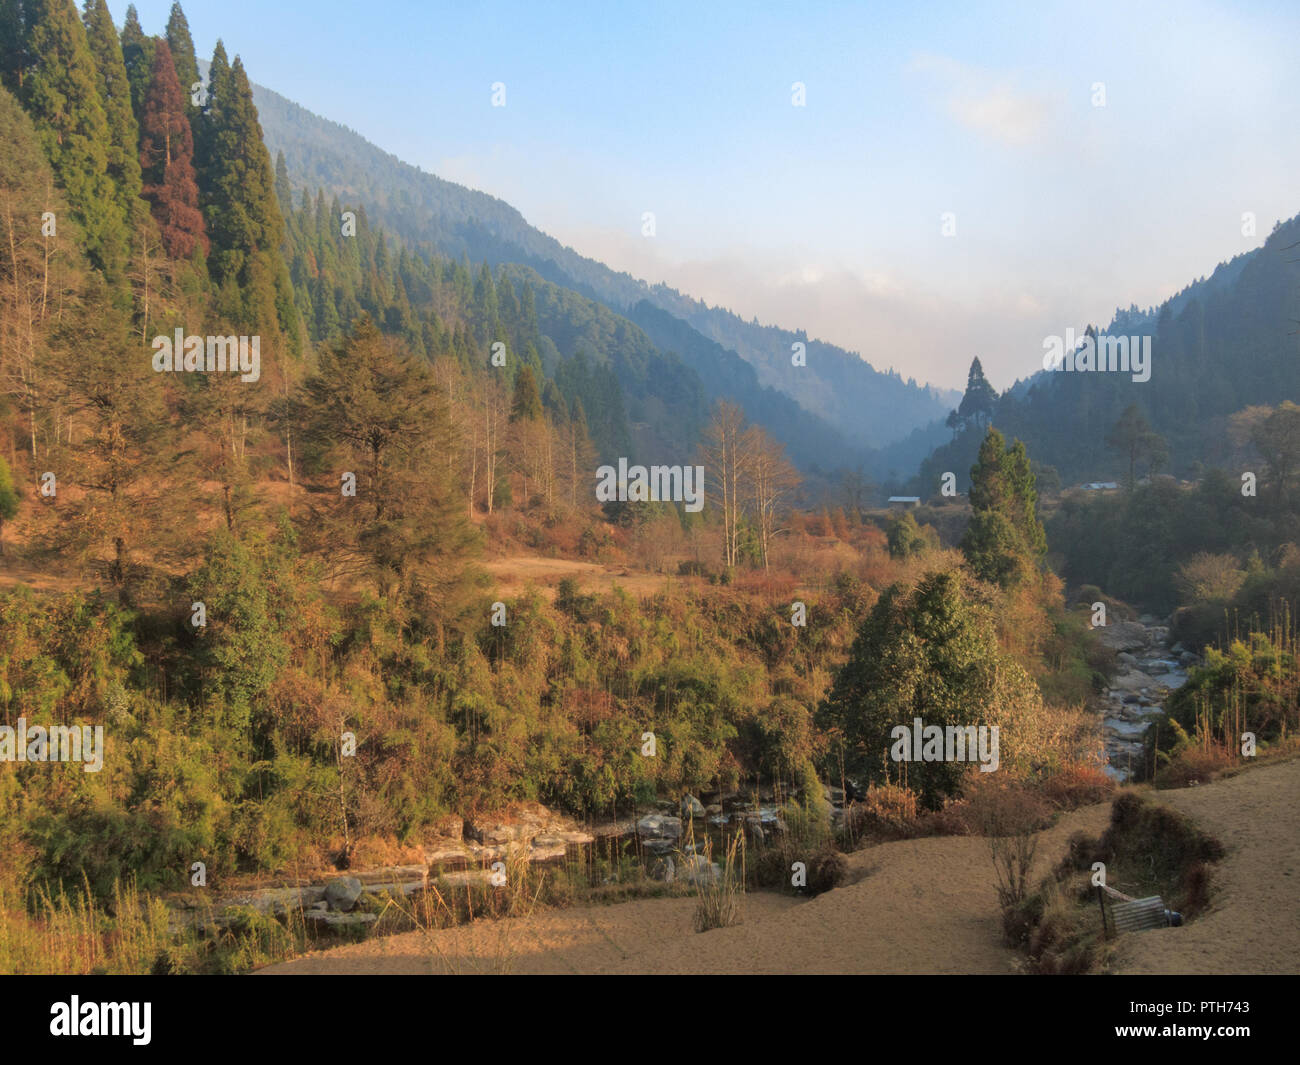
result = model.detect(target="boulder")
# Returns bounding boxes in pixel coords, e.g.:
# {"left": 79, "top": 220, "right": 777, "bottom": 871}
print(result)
{"left": 1094, "top": 621, "right": 1149, "bottom": 653}
{"left": 324, "top": 876, "right": 364, "bottom": 912}
{"left": 681, "top": 794, "right": 706, "bottom": 819}
{"left": 637, "top": 813, "right": 683, "bottom": 841}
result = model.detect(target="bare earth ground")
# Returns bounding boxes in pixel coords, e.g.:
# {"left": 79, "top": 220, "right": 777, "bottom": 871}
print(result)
{"left": 261, "top": 759, "right": 1299, "bottom": 975}
{"left": 1112, "top": 756, "right": 1300, "bottom": 975}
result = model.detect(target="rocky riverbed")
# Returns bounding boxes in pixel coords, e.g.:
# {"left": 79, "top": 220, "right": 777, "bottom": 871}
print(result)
{"left": 1093, "top": 614, "right": 1199, "bottom": 782}
{"left": 165, "top": 792, "right": 825, "bottom": 933}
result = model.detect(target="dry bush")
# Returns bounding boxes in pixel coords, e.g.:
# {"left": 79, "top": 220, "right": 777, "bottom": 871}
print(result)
{"left": 1175, "top": 552, "right": 1246, "bottom": 604}
{"left": 842, "top": 782, "right": 921, "bottom": 843}
{"left": 1156, "top": 742, "right": 1238, "bottom": 788}
{"left": 968, "top": 781, "right": 1051, "bottom": 911}
{"left": 1038, "top": 763, "right": 1114, "bottom": 810}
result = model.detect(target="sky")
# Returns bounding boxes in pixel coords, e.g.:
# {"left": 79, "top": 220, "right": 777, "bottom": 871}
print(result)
{"left": 128, "top": 0, "right": 1300, "bottom": 392}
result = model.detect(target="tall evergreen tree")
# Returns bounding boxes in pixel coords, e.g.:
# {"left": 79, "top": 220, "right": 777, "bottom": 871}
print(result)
{"left": 138, "top": 38, "right": 206, "bottom": 258}
{"left": 510, "top": 364, "right": 543, "bottom": 422}
{"left": 960, "top": 426, "right": 1046, "bottom": 588}
{"left": 19, "top": 0, "right": 128, "bottom": 277}
{"left": 82, "top": 0, "right": 143, "bottom": 227}
{"left": 198, "top": 45, "right": 297, "bottom": 352}
{"left": 163, "top": 1, "right": 198, "bottom": 111}
{"left": 955, "top": 356, "right": 997, "bottom": 431}
{"left": 118, "top": 4, "right": 154, "bottom": 119}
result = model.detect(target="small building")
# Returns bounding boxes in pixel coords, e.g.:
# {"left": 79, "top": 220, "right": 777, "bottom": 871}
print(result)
{"left": 888, "top": 496, "right": 921, "bottom": 507}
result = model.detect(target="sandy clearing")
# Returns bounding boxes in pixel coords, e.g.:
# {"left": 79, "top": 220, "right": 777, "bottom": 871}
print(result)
{"left": 1112, "top": 756, "right": 1300, "bottom": 976}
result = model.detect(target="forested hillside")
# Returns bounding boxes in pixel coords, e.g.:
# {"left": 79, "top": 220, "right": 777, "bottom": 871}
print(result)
{"left": 241, "top": 67, "right": 954, "bottom": 452}
{"left": 915, "top": 216, "right": 1300, "bottom": 493}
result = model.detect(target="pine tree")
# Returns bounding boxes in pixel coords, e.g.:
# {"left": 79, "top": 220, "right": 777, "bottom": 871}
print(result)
{"left": 956, "top": 356, "right": 997, "bottom": 431}
{"left": 297, "top": 315, "right": 480, "bottom": 604}
{"left": 138, "top": 38, "right": 206, "bottom": 258}
{"left": 118, "top": 4, "right": 154, "bottom": 119}
{"left": 20, "top": 0, "right": 128, "bottom": 277}
{"left": 82, "top": 0, "right": 143, "bottom": 228}
{"left": 163, "top": 1, "right": 198, "bottom": 111}
{"left": 274, "top": 149, "right": 292, "bottom": 215}
{"left": 198, "top": 45, "right": 294, "bottom": 343}
{"left": 510, "top": 364, "right": 543, "bottom": 422}
{"left": 960, "top": 426, "right": 1046, "bottom": 587}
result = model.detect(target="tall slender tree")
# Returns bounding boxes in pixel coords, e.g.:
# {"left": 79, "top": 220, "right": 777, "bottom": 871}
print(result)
{"left": 82, "top": 0, "right": 144, "bottom": 230}
{"left": 117, "top": 4, "right": 154, "bottom": 120}
{"left": 138, "top": 38, "right": 206, "bottom": 258}
{"left": 163, "top": 1, "right": 198, "bottom": 113}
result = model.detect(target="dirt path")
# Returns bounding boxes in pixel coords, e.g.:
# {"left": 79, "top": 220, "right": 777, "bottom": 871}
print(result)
{"left": 260, "top": 803, "right": 1112, "bottom": 976}
{"left": 1112, "top": 756, "right": 1300, "bottom": 975}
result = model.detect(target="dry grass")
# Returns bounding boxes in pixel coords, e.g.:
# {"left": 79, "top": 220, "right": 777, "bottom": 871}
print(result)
{"left": 688, "top": 830, "right": 745, "bottom": 933}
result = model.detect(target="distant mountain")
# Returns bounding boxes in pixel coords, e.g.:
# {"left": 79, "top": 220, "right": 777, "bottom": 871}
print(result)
{"left": 912, "top": 215, "right": 1300, "bottom": 493}
{"left": 232, "top": 68, "right": 953, "bottom": 454}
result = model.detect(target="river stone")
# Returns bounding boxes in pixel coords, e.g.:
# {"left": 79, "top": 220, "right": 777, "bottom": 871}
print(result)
{"left": 681, "top": 794, "right": 706, "bottom": 818}
{"left": 637, "top": 813, "right": 682, "bottom": 840}
{"left": 1094, "top": 620, "right": 1149, "bottom": 652}
{"left": 324, "top": 876, "right": 364, "bottom": 912}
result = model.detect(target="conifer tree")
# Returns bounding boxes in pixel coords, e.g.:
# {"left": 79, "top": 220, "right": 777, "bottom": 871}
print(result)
{"left": 163, "top": 1, "right": 198, "bottom": 112}
{"left": 955, "top": 356, "right": 997, "bottom": 431}
{"left": 297, "top": 315, "right": 480, "bottom": 605}
{"left": 82, "top": 0, "right": 143, "bottom": 228}
{"left": 198, "top": 45, "right": 296, "bottom": 348}
{"left": 960, "top": 426, "right": 1045, "bottom": 587}
{"left": 510, "top": 364, "right": 543, "bottom": 422}
{"left": 138, "top": 38, "right": 206, "bottom": 258}
{"left": 118, "top": 4, "right": 154, "bottom": 119}
{"left": 20, "top": 0, "right": 128, "bottom": 277}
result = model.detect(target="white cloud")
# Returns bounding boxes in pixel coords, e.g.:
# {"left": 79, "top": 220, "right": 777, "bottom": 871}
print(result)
{"left": 909, "top": 52, "right": 1052, "bottom": 146}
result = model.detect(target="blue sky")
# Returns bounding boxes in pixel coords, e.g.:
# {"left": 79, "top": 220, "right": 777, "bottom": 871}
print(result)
{"left": 127, "top": 1, "right": 1300, "bottom": 390}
